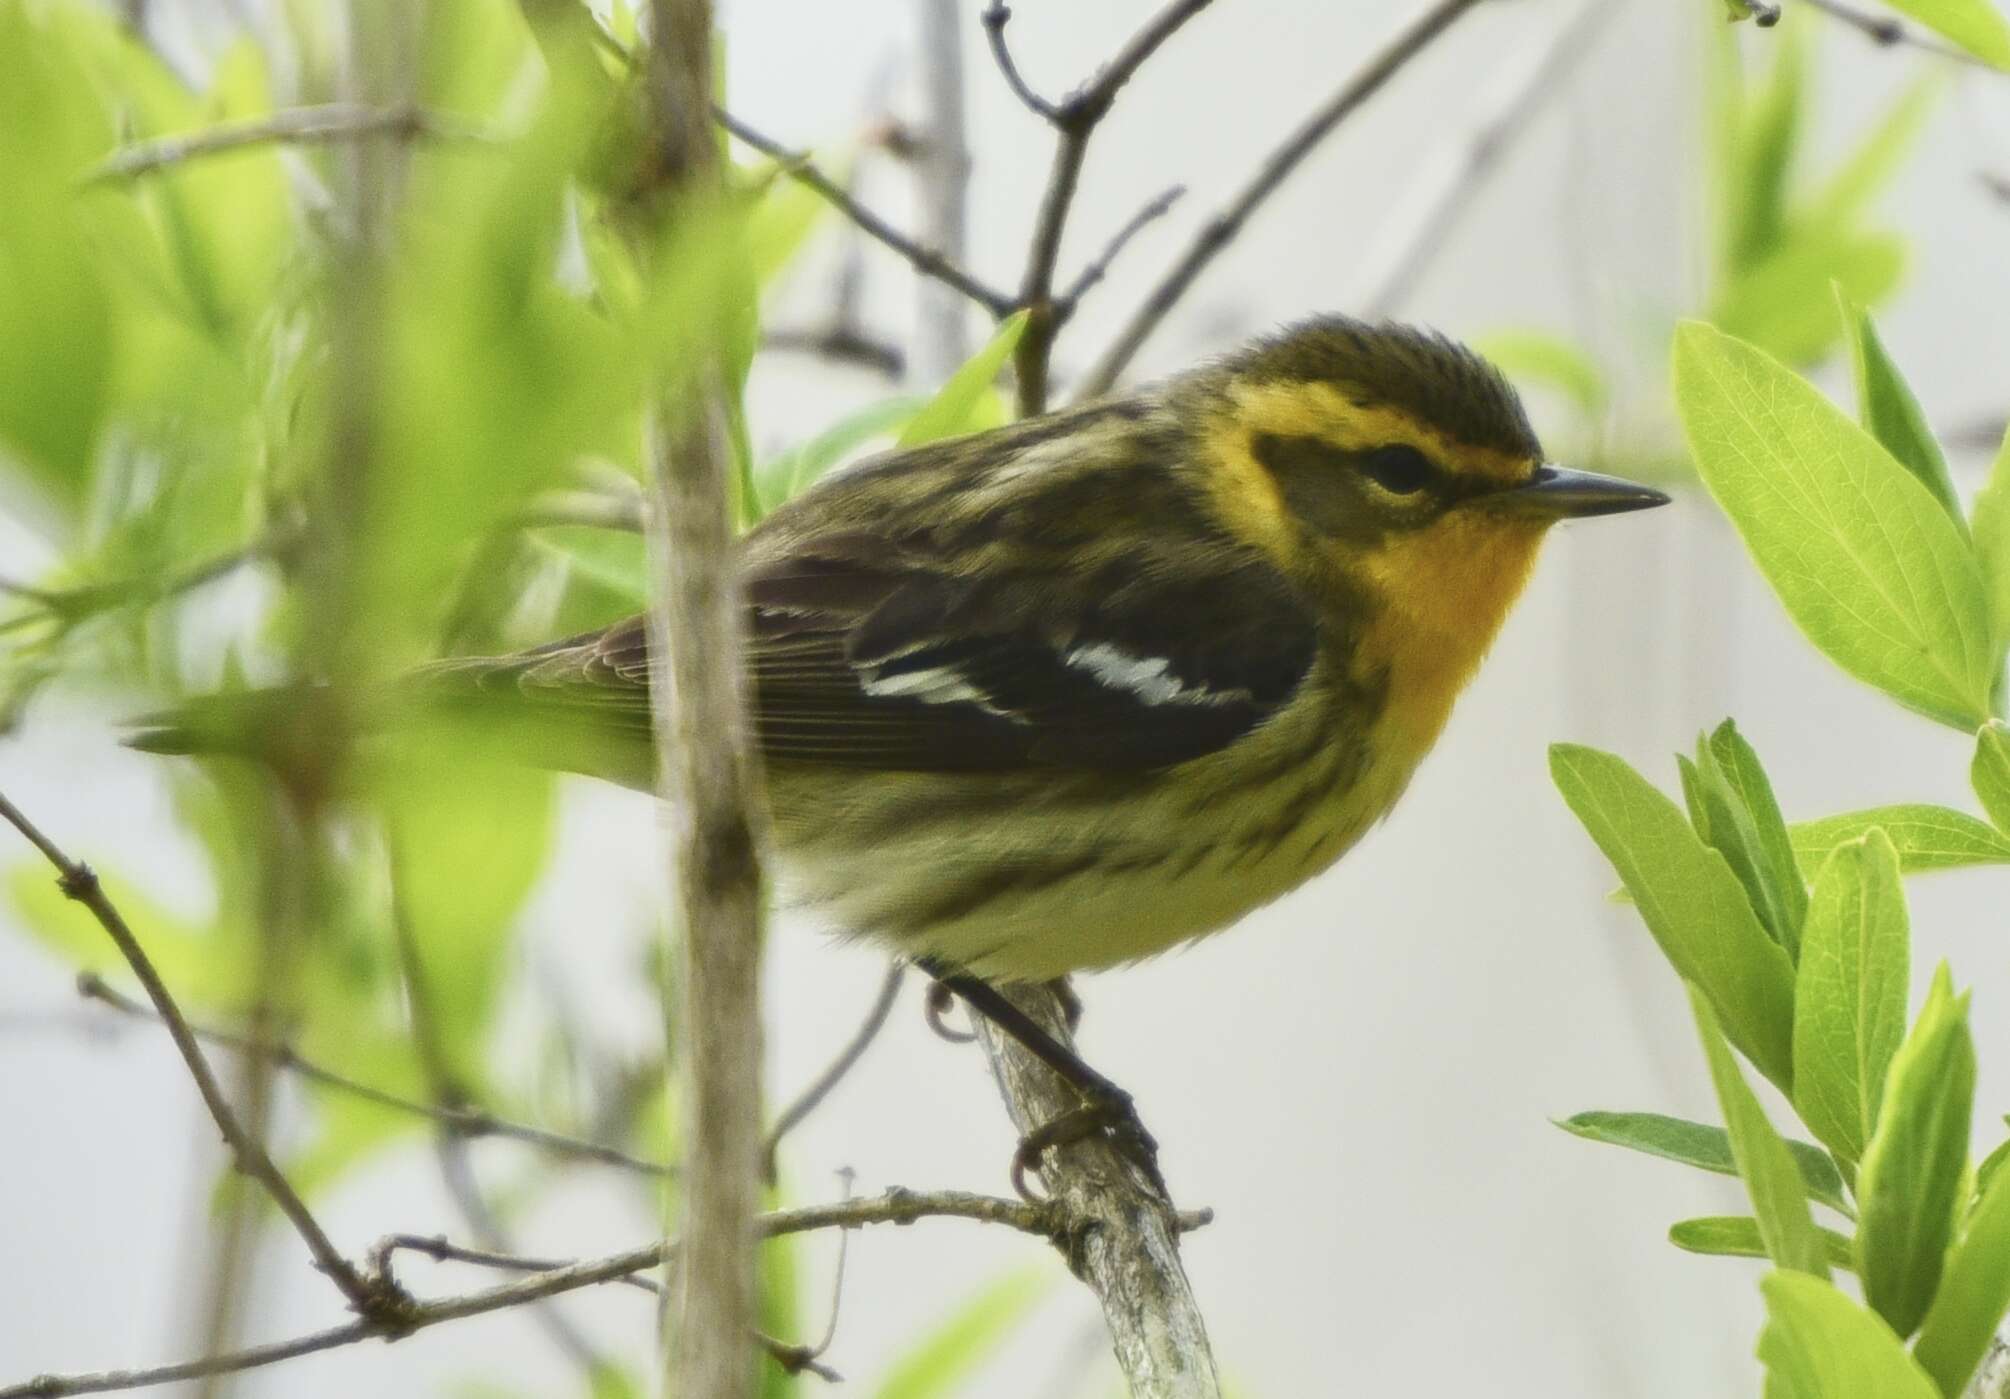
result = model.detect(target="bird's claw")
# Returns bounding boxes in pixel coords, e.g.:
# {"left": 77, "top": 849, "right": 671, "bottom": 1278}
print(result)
{"left": 1010, "top": 1085, "right": 1165, "bottom": 1203}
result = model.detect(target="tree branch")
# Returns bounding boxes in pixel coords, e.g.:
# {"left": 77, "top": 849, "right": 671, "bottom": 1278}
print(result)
{"left": 639, "top": 5, "right": 767, "bottom": 1396}
{"left": 81, "top": 104, "right": 484, "bottom": 185}
{"left": 986, "top": 0, "right": 1221, "bottom": 415}
{"left": 967, "top": 988, "right": 1221, "bottom": 1398}
{"left": 714, "top": 107, "right": 1015, "bottom": 317}
{"left": 75, "top": 972, "right": 674, "bottom": 1177}
{"left": 0, "top": 791, "right": 390, "bottom": 1319}
{"left": 1076, "top": 0, "right": 1491, "bottom": 400}
{"left": 1059, "top": 184, "right": 1185, "bottom": 307}
{"left": 0, "top": 1189, "right": 1088, "bottom": 1399}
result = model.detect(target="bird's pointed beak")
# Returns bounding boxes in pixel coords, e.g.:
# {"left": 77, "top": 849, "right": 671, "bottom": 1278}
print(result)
{"left": 1480, "top": 464, "right": 1671, "bottom": 519}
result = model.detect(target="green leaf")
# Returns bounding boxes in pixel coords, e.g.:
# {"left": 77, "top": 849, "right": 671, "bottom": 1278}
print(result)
{"left": 1856, "top": 964, "right": 1975, "bottom": 1337}
{"left": 1758, "top": 1272, "right": 1942, "bottom": 1399}
{"left": 1556, "top": 1111, "right": 1851, "bottom": 1215}
{"left": 1691, "top": 987, "right": 1830, "bottom": 1278}
{"left": 1837, "top": 293, "right": 1962, "bottom": 527}
{"left": 1972, "top": 425, "right": 2010, "bottom": 668}
{"left": 1724, "top": 17, "right": 1805, "bottom": 267}
{"left": 1693, "top": 721, "right": 1808, "bottom": 956}
{"left": 754, "top": 395, "right": 924, "bottom": 515}
{"left": 1975, "top": 722, "right": 2010, "bottom": 833}
{"left": 745, "top": 157, "right": 837, "bottom": 292}
{"left": 0, "top": 4, "right": 118, "bottom": 511}
{"left": 530, "top": 525, "right": 647, "bottom": 607}
{"left": 1915, "top": 1159, "right": 2010, "bottom": 1398}
{"left": 1791, "top": 830, "right": 1909, "bottom": 1163}
{"left": 1792, "top": 806, "right": 2010, "bottom": 874}
{"left": 1873, "top": 0, "right": 2010, "bottom": 68}
{"left": 1712, "top": 230, "right": 1903, "bottom": 368}
{"left": 1670, "top": 1216, "right": 1856, "bottom": 1271}
{"left": 1470, "top": 330, "right": 1608, "bottom": 418}
{"left": 1673, "top": 322, "right": 1995, "bottom": 729}
{"left": 1550, "top": 744, "right": 1797, "bottom": 1090}
{"left": 872, "top": 1266, "right": 1051, "bottom": 1399}
{"left": 897, "top": 311, "right": 1029, "bottom": 448}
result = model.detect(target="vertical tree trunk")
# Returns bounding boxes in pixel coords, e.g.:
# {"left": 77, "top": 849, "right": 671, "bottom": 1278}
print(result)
{"left": 640, "top": 5, "right": 767, "bottom": 1398}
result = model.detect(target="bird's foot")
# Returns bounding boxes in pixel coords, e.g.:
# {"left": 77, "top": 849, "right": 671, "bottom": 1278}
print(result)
{"left": 1011, "top": 1081, "right": 1165, "bottom": 1203}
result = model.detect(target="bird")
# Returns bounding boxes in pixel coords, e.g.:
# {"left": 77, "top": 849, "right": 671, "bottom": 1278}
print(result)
{"left": 135, "top": 314, "right": 1668, "bottom": 1189}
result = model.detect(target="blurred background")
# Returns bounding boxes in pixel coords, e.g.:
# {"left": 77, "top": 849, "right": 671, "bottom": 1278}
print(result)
{"left": 4, "top": 0, "right": 2010, "bottom": 1395}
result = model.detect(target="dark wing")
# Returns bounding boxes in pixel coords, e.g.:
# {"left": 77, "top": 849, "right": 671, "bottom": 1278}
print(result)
{"left": 489, "top": 414, "right": 1320, "bottom": 773}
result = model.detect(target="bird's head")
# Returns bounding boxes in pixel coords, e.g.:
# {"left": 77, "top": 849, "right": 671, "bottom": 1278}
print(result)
{"left": 1174, "top": 316, "right": 1668, "bottom": 741}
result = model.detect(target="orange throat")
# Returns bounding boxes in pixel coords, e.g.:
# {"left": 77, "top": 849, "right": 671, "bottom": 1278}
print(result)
{"left": 1351, "top": 515, "right": 1548, "bottom": 756}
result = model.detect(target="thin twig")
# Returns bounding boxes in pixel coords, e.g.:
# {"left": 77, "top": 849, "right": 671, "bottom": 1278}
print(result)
{"left": 81, "top": 104, "right": 482, "bottom": 185}
{"left": 76, "top": 972, "right": 674, "bottom": 1178}
{"left": 1077, "top": 0, "right": 1491, "bottom": 400}
{"left": 0, "top": 791, "right": 389, "bottom": 1318}
{"left": 1353, "top": 0, "right": 1611, "bottom": 318}
{"left": 763, "top": 326, "right": 907, "bottom": 378}
{"left": 763, "top": 962, "right": 905, "bottom": 1178}
{"left": 1058, "top": 184, "right": 1185, "bottom": 307}
{"left": 1730, "top": 0, "right": 1782, "bottom": 25}
{"left": 979, "top": 4, "right": 1062, "bottom": 121}
{"left": 988, "top": 0, "right": 1221, "bottom": 413}
{"left": 714, "top": 107, "right": 1014, "bottom": 317}
{"left": 0, "top": 1189, "right": 1092, "bottom": 1399}
{"left": 1799, "top": 0, "right": 1966, "bottom": 56}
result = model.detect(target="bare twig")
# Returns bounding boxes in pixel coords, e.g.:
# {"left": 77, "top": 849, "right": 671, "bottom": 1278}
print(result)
{"left": 0, "top": 1189, "right": 1079, "bottom": 1399}
{"left": 763, "top": 963, "right": 905, "bottom": 1179}
{"left": 1354, "top": 0, "right": 1611, "bottom": 318}
{"left": 1077, "top": 0, "right": 1491, "bottom": 400}
{"left": 764, "top": 325, "right": 907, "bottom": 378}
{"left": 988, "top": 0, "right": 1221, "bottom": 414}
{"left": 76, "top": 972, "right": 674, "bottom": 1178}
{"left": 980, "top": 4, "right": 1062, "bottom": 121}
{"left": 1059, "top": 184, "right": 1185, "bottom": 307}
{"left": 1799, "top": 0, "right": 1979, "bottom": 59}
{"left": 374, "top": 1233, "right": 839, "bottom": 1380}
{"left": 4, "top": 527, "right": 296, "bottom": 631}
{"left": 0, "top": 792, "right": 389, "bottom": 1319}
{"left": 81, "top": 104, "right": 482, "bottom": 185}
{"left": 715, "top": 107, "right": 1015, "bottom": 316}
{"left": 1730, "top": 0, "right": 1782, "bottom": 25}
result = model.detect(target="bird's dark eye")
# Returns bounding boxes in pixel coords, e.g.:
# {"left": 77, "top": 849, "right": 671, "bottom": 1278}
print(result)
{"left": 1358, "top": 444, "right": 1435, "bottom": 496}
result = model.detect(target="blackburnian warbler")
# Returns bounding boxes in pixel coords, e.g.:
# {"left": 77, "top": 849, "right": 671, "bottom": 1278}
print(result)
{"left": 418, "top": 315, "right": 1666, "bottom": 979}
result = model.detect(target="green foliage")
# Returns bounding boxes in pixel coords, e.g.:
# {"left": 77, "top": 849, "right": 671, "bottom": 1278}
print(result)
{"left": 1758, "top": 1271, "right": 1941, "bottom": 1399}
{"left": 1974, "top": 722, "right": 2010, "bottom": 832}
{"left": 1855, "top": 965, "right": 1974, "bottom": 1337}
{"left": 896, "top": 311, "right": 1030, "bottom": 448}
{"left": 1669, "top": 1216, "right": 1856, "bottom": 1271}
{"left": 1791, "top": 806, "right": 2010, "bottom": 875}
{"left": 1691, "top": 986, "right": 1829, "bottom": 1277}
{"left": 1562, "top": 320, "right": 2010, "bottom": 1389}
{"left": 1837, "top": 291, "right": 1963, "bottom": 527}
{"left": 1550, "top": 744, "right": 1796, "bottom": 1090}
{"left": 1673, "top": 321, "right": 1996, "bottom": 730}
{"left": 1556, "top": 1112, "right": 1850, "bottom": 1215}
{"left": 1915, "top": 1160, "right": 2010, "bottom": 1396}
{"left": 1873, "top": 0, "right": 2010, "bottom": 66}
{"left": 1707, "top": 20, "right": 1930, "bottom": 365}
{"left": 1791, "top": 830, "right": 1908, "bottom": 1165}
{"left": 1469, "top": 330, "right": 1608, "bottom": 420}
{"left": 1972, "top": 427, "right": 2010, "bottom": 667}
